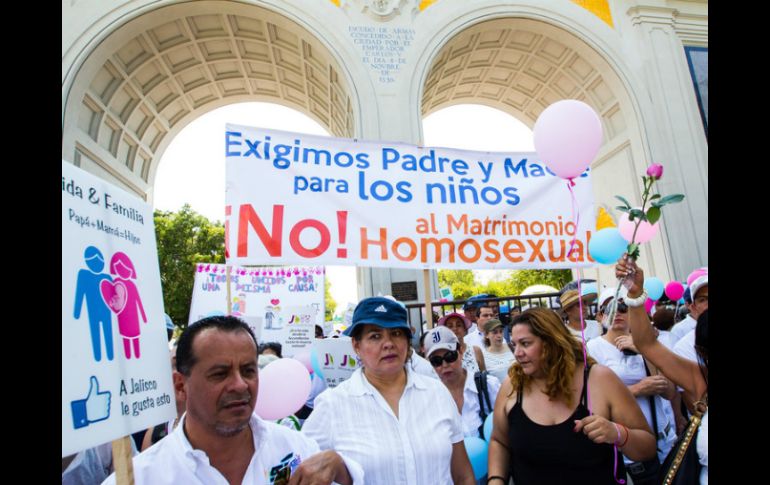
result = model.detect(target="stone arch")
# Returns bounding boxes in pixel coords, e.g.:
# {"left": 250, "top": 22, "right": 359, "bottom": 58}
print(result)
{"left": 62, "top": 1, "right": 357, "bottom": 200}
{"left": 419, "top": 16, "right": 638, "bottom": 167}
{"left": 413, "top": 12, "right": 672, "bottom": 280}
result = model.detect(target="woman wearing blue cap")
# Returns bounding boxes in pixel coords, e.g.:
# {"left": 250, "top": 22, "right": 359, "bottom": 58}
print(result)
{"left": 302, "top": 297, "right": 475, "bottom": 484}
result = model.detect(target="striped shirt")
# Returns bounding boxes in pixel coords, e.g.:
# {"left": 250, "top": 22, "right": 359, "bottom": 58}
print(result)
{"left": 302, "top": 366, "right": 464, "bottom": 485}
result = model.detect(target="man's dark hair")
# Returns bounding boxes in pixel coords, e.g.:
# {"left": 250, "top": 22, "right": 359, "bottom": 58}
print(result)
{"left": 652, "top": 309, "right": 676, "bottom": 331}
{"left": 175, "top": 315, "right": 257, "bottom": 376}
{"left": 475, "top": 304, "right": 492, "bottom": 318}
{"left": 258, "top": 341, "right": 283, "bottom": 358}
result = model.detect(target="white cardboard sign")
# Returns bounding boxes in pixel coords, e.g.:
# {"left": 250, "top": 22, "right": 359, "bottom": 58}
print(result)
{"left": 62, "top": 161, "right": 175, "bottom": 457}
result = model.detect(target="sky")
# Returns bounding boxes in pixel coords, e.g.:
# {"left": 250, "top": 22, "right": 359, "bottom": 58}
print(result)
{"left": 153, "top": 102, "right": 534, "bottom": 314}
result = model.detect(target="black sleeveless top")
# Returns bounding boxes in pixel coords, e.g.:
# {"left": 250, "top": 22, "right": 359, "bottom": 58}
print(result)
{"left": 507, "top": 365, "right": 625, "bottom": 485}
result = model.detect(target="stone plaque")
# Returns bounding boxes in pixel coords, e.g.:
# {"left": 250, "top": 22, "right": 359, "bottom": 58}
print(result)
{"left": 391, "top": 281, "right": 418, "bottom": 301}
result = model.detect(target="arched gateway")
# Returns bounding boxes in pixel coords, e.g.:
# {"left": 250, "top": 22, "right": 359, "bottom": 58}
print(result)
{"left": 63, "top": 0, "right": 707, "bottom": 300}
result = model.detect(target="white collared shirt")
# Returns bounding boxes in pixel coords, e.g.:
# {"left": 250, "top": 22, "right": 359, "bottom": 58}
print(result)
{"left": 670, "top": 314, "right": 696, "bottom": 345}
{"left": 568, "top": 319, "right": 603, "bottom": 342}
{"left": 302, "top": 366, "right": 464, "bottom": 485}
{"left": 458, "top": 370, "right": 501, "bottom": 438}
{"left": 673, "top": 329, "right": 698, "bottom": 363}
{"left": 102, "top": 413, "right": 363, "bottom": 485}
{"left": 408, "top": 352, "right": 439, "bottom": 378}
{"left": 464, "top": 324, "right": 485, "bottom": 349}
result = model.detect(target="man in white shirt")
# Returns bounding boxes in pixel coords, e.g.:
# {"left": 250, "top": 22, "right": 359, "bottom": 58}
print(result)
{"left": 465, "top": 304, "right": 494, "bottom": 350}
{"left": 103, "top": 315, "right": 362, "bottom": 485}
{"left": 559, "top": 288, "right": 602, "bottom": 341}
{"left": 670, "top": 275, "right": 708, "bottom": 346}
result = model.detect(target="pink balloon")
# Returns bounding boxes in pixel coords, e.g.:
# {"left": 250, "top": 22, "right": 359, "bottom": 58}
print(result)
{"left": 618, "top": 209, "right": 659, "bottom": 244}
{"left": 254, "top": 358, "right": 311, "bottom": 420}
{"left": 686, "top": 269, "right": 708, "bottom": 287}
{"left": 644, "top": 298, "right": 656, "bottom": 314}
{"left": 292, "top": 350, "right": 314, "bottom": 375}
{"left": 533, "top": 100, "right": 603, "bottom": 180}
{"left": 664, "top": 281, "right": 685, "bottom": 301}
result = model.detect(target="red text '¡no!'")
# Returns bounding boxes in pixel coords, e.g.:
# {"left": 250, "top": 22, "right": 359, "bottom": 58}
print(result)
{"left": 226, "top": 204, "right": 595, "bottom": 265}
{"left": 226, "top": 204, "right": 348, "bottom": 259}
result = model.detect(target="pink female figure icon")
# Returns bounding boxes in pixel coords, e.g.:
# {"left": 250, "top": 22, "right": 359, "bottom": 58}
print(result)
{"left": 100, "top": 252, "right": 147, "bottom": 359}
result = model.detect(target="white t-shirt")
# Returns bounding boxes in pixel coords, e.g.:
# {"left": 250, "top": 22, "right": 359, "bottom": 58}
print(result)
{"left": 480, "top": 345, "right": 515, "bottom": 384}
{"left": 457, "top": 369, "right": 501, "bottom": 439}
{"left": 302, "top": 366, "right": 464, "bottom": 485}
{"left": 670, "top": 315, "right": 696, "bottom": 345}
{"left": 409, "top": 351, "right": 439, "bottom": 379}
{"left": 102, "top": 413, "right": 363, "bottom": 485}
{"left": 568, "top": 319, "right": 603, "bottom": 342}
{"left": 674, "top": 329, "right": 698, "bottom": 363}
{"left": 464, "top": 325, "right": 485, "bottom": 350}
{"left": 586, "top": 337, "right": 677, "bottom": 463}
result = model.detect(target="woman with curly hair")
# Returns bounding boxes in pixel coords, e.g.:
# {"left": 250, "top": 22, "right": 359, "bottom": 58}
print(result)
{"left": 487, "top": 308, "right": 655, "bottom": 485}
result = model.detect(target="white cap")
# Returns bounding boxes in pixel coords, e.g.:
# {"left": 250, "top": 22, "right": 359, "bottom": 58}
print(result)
{"left": 598, "top": 286, "right": 628, "bottom": 308}
{"left": 424, "top": 326, "right": 459, "bottom": 358}
{"left": 689, "top": 275, "right": 708, "bottom": 299}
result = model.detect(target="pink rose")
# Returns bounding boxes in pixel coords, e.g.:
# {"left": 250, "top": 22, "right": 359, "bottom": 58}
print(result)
{"left": 646, "top": 163, "right": 663, "bottom": 180}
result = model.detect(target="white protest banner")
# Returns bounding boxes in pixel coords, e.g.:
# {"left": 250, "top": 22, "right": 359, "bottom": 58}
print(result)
{"left": 225, "top": 125, "right": 596, "bottom": 269}
{"left": 62, "top": 161, "right": 175, "bottom": 457}
{"left": 188, "top": 264, "right": 324, "bottom": 357}
{"left": 313, "top": 337, "right": 361, "bottom": 388}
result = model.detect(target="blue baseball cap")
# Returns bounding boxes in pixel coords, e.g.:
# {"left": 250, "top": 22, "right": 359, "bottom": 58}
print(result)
{"left": 343, "top": 297, "right": 411, "bottom": 337}
{"left": 462, "top": 294, "right": 490, "bottom": 311}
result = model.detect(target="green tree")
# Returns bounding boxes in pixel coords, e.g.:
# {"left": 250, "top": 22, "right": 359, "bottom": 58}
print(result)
{"left": 154, "top": 205, "right": 225, "bottom": 327}
{"left": 504, "top": 269, "right": 572, "bottom": 295}
{"left": 438, "top": 269, "right": 572, "bottom": 302}
{"left": 325, "top": 278, "right": 337, "bottom": 320}
{"left": 437, "top": 269, "right": 477, "bottom": 300}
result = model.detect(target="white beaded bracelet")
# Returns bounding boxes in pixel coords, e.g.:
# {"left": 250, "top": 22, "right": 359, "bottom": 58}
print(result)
{"left": 624, "top": 290, "right": 648, "bottom": 307}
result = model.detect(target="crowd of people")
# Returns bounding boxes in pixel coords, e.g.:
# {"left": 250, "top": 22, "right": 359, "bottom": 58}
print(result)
{"left": 63, "top": 256, "right": 707, "bottom": 485}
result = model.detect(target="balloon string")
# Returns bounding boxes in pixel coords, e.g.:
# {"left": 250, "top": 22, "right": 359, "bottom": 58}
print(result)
{"left": 567, "top": 179, "right": 591, "bottom": 414}
{"left": 566, "top": 180, "right": 580, "bottom": 261}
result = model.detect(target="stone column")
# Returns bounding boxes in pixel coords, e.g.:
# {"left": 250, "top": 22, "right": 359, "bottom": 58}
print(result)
{"left": 626, "top": 6, "right": 708, "bottom": 277}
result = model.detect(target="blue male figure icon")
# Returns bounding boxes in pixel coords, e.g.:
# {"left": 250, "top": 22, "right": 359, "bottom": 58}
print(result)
{"left": 73, "top": 246, "right": 114, "bottom": 361}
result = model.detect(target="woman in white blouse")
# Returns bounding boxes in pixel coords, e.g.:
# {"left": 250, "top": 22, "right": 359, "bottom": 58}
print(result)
{"left": 480, "top": 318, "right": 516, "bottom": 384}
{"left": 302, "top": 297, "right": 476, "bottom": 485}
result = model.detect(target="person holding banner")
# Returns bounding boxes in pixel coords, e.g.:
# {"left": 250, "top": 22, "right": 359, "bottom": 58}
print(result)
{"left": 301, "top": 297, "right": 476, "bottom": 484}
{"left": 103, "top": 315, "right": 363, "bottom": 485}
{"left": 487, "top": 308, "right": 655, "bottom": 485}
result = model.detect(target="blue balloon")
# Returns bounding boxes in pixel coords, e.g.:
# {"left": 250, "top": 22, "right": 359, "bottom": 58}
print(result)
{"left": 483, "top": 414, "right": 494, "bottom": 442}
{"left": 581, "top": 282, "right": 597, "bottom": 297}
{"left": 588, "top": 228, "right": 628, "bottom": 264}
{"left": 678, "top": 297, "right": 685, "bottom": 305}
{"left": 464, "top": 436, "right": 489, "bottom": 480}
{"left": 310, "top": 347, "right": 324, "bottom": 380}
{"left": 644, "top": 277, "right": 665, "bottom": 301}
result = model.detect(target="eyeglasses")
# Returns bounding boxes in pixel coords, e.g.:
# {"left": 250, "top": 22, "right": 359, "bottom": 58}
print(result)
{"left": 429, "top": 350, "right": 459, "bottom": 367}
{"left": 600, "top": 302, "right": 628, "bottom": 314}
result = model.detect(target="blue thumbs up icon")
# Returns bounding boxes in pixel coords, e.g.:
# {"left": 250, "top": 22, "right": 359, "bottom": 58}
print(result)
{"left": 71, "top": 376, "right": 111, "bottom": 429}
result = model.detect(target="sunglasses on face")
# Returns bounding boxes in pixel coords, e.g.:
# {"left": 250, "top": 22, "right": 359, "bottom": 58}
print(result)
{"left": 429, "top": 350, "right": 459, "bottom": 367}
{"left": 600, "top": 302, "right": 628, "bottom": 314}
